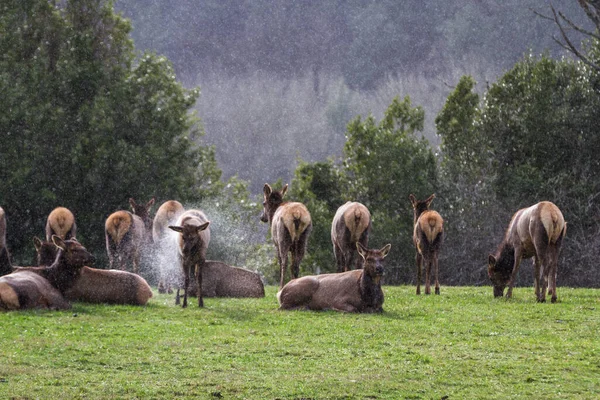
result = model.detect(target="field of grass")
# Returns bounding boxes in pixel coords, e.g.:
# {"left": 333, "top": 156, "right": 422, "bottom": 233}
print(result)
{"left": 1, "top": 285, "right": 599, "bottom": 399}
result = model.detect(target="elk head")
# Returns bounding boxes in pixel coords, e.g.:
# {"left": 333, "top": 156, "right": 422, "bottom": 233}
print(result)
{"left": 52, "top": 235, "right": 95, "bottom": 269}
{"left": 260, "top": 183, "right": 287, "bottom": 224}
{"left": 129, "top": 197, "right": 156, "bottom": 230}
{"left": 409, "top": 194, "right": 435, "bottom": 221}
{"left": 357, "top": 242, "right": 391, "bottom": 281}
{"left": 169, "top": 222, "right": 210, "bottom": 257}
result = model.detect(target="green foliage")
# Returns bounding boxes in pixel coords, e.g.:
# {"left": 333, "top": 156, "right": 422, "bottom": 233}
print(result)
{"left": 0, "top": 0, "right": 221, "bottom": 263}
{"left": 1, "top": 286, "right": 599, "bottom": 399}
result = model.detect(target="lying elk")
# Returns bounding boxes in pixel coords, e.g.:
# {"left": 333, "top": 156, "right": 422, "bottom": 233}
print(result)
{"left": 45, "top": 207, "right": 76, "bottom": 241}
{"left": 105, "top": 198, "right": 155, "bottom": 273}
{"left": 4, "top": 236, "right": 95, "bottom": 310}
{"left": 410, "top": 194, "right": 444, "bottom": 295}
{"left": 34, "top": 237, "right": 153, "bottom": 305}
{"left": 0, "top": 206, "right": 12, "bottom": 277}
{"left": 152, "top": 200, "right": 185, "bottom": 294}
{"left": 189, "top": 261, "right": 265, "bottom": 298}
{"left": 488, "top": 201, "right": 566, "bottom": 303}
{"left": 169, "top": 209, "right": 211, "bottom": 308}
{"left": 261, "top": 183, "right": 312, "bottom": 288}
{"left": 277, "top": 243, "right": 391, "bottom": 312}
{"left": 331, "top": 201, "right": 371, "bottom": 272}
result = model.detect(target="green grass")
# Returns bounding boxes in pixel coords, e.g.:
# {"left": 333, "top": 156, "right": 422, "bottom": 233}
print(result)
{"left": 1, "top": 286, "right": 599, "bottom": 399}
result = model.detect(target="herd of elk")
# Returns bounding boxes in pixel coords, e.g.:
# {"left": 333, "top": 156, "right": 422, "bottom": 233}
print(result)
{"left": 331, "top": 201, "right": 371, "bottom": 272}
{"left": 488, "top": 201, "right": 566, "bottom": 303}
{"left": 261, "top": 183, "right": 312, "bottom": 288}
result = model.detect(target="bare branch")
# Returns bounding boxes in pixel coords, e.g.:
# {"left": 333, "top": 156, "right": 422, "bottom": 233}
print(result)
{"left": 558, "top": 10, "right": 600, "bottom": 41}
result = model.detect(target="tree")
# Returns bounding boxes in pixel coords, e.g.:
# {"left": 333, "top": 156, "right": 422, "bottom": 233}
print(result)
{"left": 0, "top": 0, "right": 221, "bottom": 264}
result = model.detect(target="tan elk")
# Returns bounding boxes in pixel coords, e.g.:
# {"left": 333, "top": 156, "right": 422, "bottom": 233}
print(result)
{"left": 45, "top": 207, "right": 76, "bottom": 241}
{"left": 488, "top": 201, "right": 566, "bottom": 303}
{"left": 34, "top": 237, "right": 153, "bottom": 305}
{"left": 105, "top": 198, "right": 155, "bottom": 273}
{"left": 277, "top": 243, "right": 391, "bottom": 312}
{"left": 152, "top": 200, "right": 185, "bottom": 294}
{"left": 0, "top": 206, "right": 12, "bottom": 276}
{"left": 169, "top": 209, "right": 211, "bottom": 308}
{"left": 261, "top": 183, "right": 312, "bottom": 288}
{"left": 331, "top": 201, "right": 371, "bottom": 272}
{"left": 409, "top": 194, "right": 444, "bottom": 295}
{"left": 199, "top": 261, "right": 265, "bottom": 298}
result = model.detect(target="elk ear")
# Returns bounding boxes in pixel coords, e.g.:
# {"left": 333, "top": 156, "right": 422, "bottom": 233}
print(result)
{"left": 425, "top": 194, "right": 436, "bottom": 208}
{"left": 380, "top": 244, "right": 392, "bottom": 258}
{"left": 488, "top": 254, "right": 496, "bottom": 267}
{"left": 52, "top": 235, "right": 67, "bottom": 251}
{"left": 197, "top": 221, "right": 210, "bottom": 232}
{"left": 263, "top": 183, "right": 272, "bottom": 197}
{"left": 33, "top": 237, "right": 43, "bottom": 252}
{"left": 409, "top": 194, "right": 417, "bottom": 207}
{"left": 356, "top": 242, "right": 368, "bottom": 259}
{"left": 146, "top": 198, "right": 156, "bottom": 209}
{"left": 169, "top": 225, "right": 184, "bottom": 233}
{"left": 129, "top": 198, "right": 137, "bottom": 208}
{"left": 281, "top": 184, "right": 288, "bottom": 198}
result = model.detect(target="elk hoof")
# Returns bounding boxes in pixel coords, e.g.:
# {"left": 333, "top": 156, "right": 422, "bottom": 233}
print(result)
{"left": 435, "top": 287, "right": 440, "bottom": 295}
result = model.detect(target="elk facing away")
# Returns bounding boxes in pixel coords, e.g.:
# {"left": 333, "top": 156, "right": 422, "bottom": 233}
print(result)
{"left": 169, "top": 209, "right": 211, "bottom": 308}
{"left": 331, "top": 201, "right": 371, "bottom": 272}
{"left": 261, "top": 183, "right": 312, "bottom": 288}
{"left": 410, "top": 194, "right": 444, "bottom": 295}
{"left": 105, "top": 198, "right": 155, "bottom": 273}
{"left": 488, "top": 201, "right": 566, "bottom": 303}
{"left": 45, "top": 207, "right": 76, "bottom": 241}
{"left": 152, "top": 200, "right": 185, "bottom": 294}
{"left": 277, "top": 243, "right": 391, "bottom": 312}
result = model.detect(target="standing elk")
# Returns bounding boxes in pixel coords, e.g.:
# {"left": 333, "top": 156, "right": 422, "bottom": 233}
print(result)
{"left": 277, "top": 242, "right": 391, "bottom": 312}
{"left": 488, "top": 201, "right": 566, "bottom": 303}
{"left": 409, "top": 194, "right": 444, "bottom": 295}
{"left": 331, "top": 201, "right": 371, "bottom": 272}
{"left": 105, "top": 198, "right": 155, "bottom": 273}
{"left": 34, "top": 237, "right": 153, "bottom": 305}
{"left": 45, "top": 207, "right": 76, "bottom": 241}
{"left": 152, "top": 200, "right": 185, "bottom": 294}
{"left": 0, "top": 206, "right": 12, "bottom": 276}
{"left": 169, "top": 209, "right": 211, "bottom": 308}
{"left": 261, "top": 183, "right": 312, "bottom": 288}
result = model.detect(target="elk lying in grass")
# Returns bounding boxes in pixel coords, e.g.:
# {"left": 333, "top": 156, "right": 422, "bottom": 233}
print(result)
{"left": 331, "top": 201, "right": 371, "bottom": 272}
{"left": 488, "top": 201, "right": 566, "bottom": 303}
{"left": 105, "top": 198, "right": 155, "bottom": 273}
{"left": 194, "top": 261, "right": 264, "bottom": 298}
{"left": 34, "top": 237, "right": 153, "bottom": 305}
{"left": 45, "top": 207, "right": 76, "bottom": 241}
{"left": 152, "top": 200, "right": 185, "bottom": 294}
{"left": 0, "top": 206, "right": 12, "bottom": 277}
{"left": 261, "top": 183, "right": 312, "bottom": 288}
{"left": 169, "top": 209, "right": 211, "bottom": 308}
{"left": 277, "top": 243, "right": 391, "bottom": 312}
{"left": 409, "top": 194, "right": 444, "bottom": 295}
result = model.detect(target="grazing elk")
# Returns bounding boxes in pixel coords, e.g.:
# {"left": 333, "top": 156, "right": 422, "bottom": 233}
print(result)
{"left": 105, "top": 198, "right": 155, "bottom": 273}
{"left": 34, "top": 237, "right": 153, "bottom": 305}
{"left": 261, "top": 183, "right": 312, "bottom": 288}
{"left": 45, "top": 207, "right": 76, "bottom": 241}
{"left": 152, "top": 200, "right": 185, "bottom": 294}
{"left": 331, "top": 201, "right": 371, "bottom": 272}
{"left": 169, "top": 209, "right": 211, "bottom": 308}
{"left": 488, "top": 201, "right": 566, "bottom": 303}
{"left": 277, "top": 243, "right": 391, "bottom": 312}
{"left": 0, "top": 206, "right": 12, "bottom": 277}
{"left": 410, "top": 194, "right": 444, "bottom": 295}
{"left": 0, "top": 270, "right": 71, "bottom": 311}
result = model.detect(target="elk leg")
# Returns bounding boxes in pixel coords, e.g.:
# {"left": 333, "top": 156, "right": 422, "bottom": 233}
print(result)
{"left": 279, "top": 248, "right": 289, "bottom": 289}
{"left": 537, "top": 255, "right": 549, "bottom": 303}
{"left": 333, "top": 243, "right": 344, "bottom": 273}
{"left": 434, "top": 255, "right": 440, "bottom": 295}
{"left": 195, "top": 262, "right": 204, "bottom": 308}
{"left": 182, "top": 266, "right": 189, "bottom": 308}
{"left": 533, "top": 256, "right": 541, "bottom": 301}
{"left": 506, "top": 250, "right": 523, "bottom": 300}
{"left": 416, "top": 252, "right": 423, "bottom": 295}
{"left": 175, "top": 288, "right": 181, "bottom": 305}
{"left": 424, "top": 257, "right": 432, "bottom": 295}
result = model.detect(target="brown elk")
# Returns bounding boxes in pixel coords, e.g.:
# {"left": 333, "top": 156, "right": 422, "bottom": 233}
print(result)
{"left": 152, "top": 200, "right": 185, "bottom": 294}
{"left": 0, "top": 270, "right": 71, "bottom": 311}
{"left": 199, "top": 261, "right": 265, "bottom": 298}
{"left": 277, "top": 243, "right": 391, "bottom": 312}
{"left": 45, "top": 207, "right": 76, "bottom": 241}
{"left": 261, "top": 183, "right": 312, "bottom": 288}
{"left": 105, "top": 198, "right": 155, "bottom": 273}
{"left": 331, "top": 201, "right": 371, "bottom": 272}
{"left": 0, "top": 206, "right": 12, "bottom": 277}
{"left": 34, "top": 237, "right": 153, "bottom": 305}
{"left": 409, "top": 194, "right": 444, "bottom": 295}
{"left": 488, "top": 201, "right": 566, "bottom": 303}
{"left": 169, "top": 209, "right": 211, "bottom": 308}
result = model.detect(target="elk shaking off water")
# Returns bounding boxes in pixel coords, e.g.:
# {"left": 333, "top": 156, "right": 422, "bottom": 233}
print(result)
{"left": 261, "top": 183, "right": 312, "bottom": 288}
{"left": 410, "top": 194, "right": 444, "bottom": 295}
{"left": 105, "top": 198, "right": 155, "bottom": 273}
{"left": 45, "top": 207, "right": 76, "bottom": 241}
{"left": 169, "top": 209, "right": 211, "bottom": 308}
{"left": 488, "top": 201, "right": 566, "bottom": 303}
{"left": 277, "top": 242, "right": 391, "bottom": 312}
{"left": 331, "top": 201, "right": 371, "bottom": 272}
{"left": 152, "top": 200, "right": 185, "bottom": 294}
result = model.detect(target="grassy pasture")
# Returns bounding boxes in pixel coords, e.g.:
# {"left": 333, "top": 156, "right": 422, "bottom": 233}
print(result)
{"left": 0, "top": 286, "right": 599, "bottom": 399}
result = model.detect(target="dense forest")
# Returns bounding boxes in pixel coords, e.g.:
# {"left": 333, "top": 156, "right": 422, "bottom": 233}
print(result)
{"left": 1, "top": 0, "right": 599, "bottom": 289}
